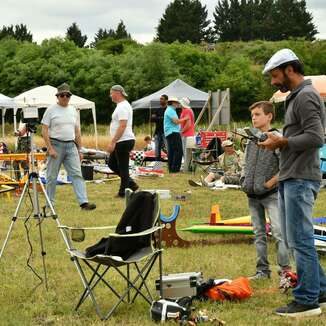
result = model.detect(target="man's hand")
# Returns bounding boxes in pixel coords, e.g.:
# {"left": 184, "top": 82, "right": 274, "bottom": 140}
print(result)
{"left": 79, "top": 152, "right": 83, "bottom": 161}
{"left": 48, "top": 147, "right": 58, "bottom": 159}
{"left": 258, "top": 132, "right": 288, "bottom": 151}
{"left": 107, "top": 142, "right": 116, "bottom": 153}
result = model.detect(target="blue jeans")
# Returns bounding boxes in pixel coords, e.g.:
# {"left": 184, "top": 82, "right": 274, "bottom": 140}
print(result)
{"left": 46, "top": 139, "right": 88, "bottom": 206}
{"left": 279, "top": 179, "right": 326, "bottom": 305}
{"left": 155, "top": 133, "right": 166, "bottom": 160}
{"left": 249, "top": 192, "right": 290, "bottom": 275}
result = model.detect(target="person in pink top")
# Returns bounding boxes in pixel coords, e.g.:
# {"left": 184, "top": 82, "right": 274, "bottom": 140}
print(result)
{"left": 180, "top": 97, "right": 195, "bottom": 170}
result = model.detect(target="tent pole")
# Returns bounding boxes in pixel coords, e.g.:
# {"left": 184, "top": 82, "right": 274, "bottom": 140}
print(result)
{"left": 1, "top": 109, "right": 4, "bottom": 139}
{"left": 92, "top": 107, "right": 98, "bottom": 149}
{"left": 149, "top": 103, "right": 152, "bottom": 137}
{"left": 14, "top": 108, "right": 17, "bottom": 136}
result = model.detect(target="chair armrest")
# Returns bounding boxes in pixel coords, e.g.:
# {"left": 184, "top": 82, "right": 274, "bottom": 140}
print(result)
{"left": 58, "top": 225, "right": 117, "bottom": 231}
{"left": 108, "top": 225, "right": 163, "bottom": 238}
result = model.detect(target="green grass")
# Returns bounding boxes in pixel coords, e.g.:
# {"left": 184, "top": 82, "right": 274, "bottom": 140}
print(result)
{"left": 1, "top": 172, "right": 326, "bottom": 325}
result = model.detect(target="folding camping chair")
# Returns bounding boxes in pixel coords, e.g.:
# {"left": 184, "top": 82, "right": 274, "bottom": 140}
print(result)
{"left": 190, "top": 133, "right": 225, "bottom": 175}
{"left": 58, "top": 190, "right": 163, "bottom": 320}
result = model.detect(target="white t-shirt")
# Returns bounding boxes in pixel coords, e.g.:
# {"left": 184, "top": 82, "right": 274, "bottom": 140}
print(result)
{"left": 41, "top": 104, "right": 78, "bottom": 141}
{"left": 110, "top": 100, "right": 135, "bottom": 142}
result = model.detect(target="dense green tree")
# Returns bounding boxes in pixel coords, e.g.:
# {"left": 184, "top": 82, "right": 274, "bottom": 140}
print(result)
{"left": 270, "top": 0, "right": 317, "bottom": 41}
{"left": 157, "top": 0, "right": 211, "bottom": 43}
{"left": 0, "top": 37, "right": 325, "bottom": 124}
{"left": 0, "top": 24, "right": 33, "bottom": 42}
{"left": 66, "top": 22, "right": 87, "bottom": 47}
{"left": 213, "top": 0, "right": 317, "bottom": 41}
{"left": 115, "top": 20, "right": 131, "bottom": 39}
{"left": 91, "top": 21, "right": 131, "bottom": 48}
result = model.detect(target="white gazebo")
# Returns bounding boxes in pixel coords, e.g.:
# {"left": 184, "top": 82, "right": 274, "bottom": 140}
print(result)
{"left": 0, "top": 93, "right": 18, "bottom": 138}
{"left": 14, "top": 85, "right": 98, "bottom": 148}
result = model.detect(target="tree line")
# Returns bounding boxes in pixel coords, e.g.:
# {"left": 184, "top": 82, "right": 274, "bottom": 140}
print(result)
{"left": 0, "top": 37, "right": 325, "bottom": 124}
{"left": 0, "top": 0, "right": 317, "bottom": 47}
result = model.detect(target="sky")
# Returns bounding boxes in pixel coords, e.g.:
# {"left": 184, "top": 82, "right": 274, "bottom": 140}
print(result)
{"left": 1, "top": 0, "right": 325, "bottom": 44}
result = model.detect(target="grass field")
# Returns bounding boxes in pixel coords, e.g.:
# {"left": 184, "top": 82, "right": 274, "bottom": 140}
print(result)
{"left": 1, "top": 166, "right": 326, "bottom": 326}
{"left": 1, "top": 129, "right": 326, "bottom": 325}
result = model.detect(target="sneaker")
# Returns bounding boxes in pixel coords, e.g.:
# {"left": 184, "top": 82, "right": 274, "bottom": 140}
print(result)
{"left": 80, "top": 202, "right": 96, "bottom": 210}
{"left": 275, "top": 300, "right": 321, "bottom": 317}
{"left": 319, "top": 293, "right": 326, "bottom": 308}
{"left": 188, "top": 179, "right": 202, "bottom": 187}
{"left": 248, "top": 271, "right": 270, "bottom": 281}
{"left": 115, "top": 193, "right": 125, "bottom": 198}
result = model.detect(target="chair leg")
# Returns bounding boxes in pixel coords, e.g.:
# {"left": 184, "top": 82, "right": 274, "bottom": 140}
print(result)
{"left": 103, "top": 259, "right": 156, "bottom": 320}
{"left": 77, "top": 261, "right": 124, "bottom": 308}
{"left": 127, "top": 264, "right": 130, "bottom": 303}
{"left": 130, "top": 256, "right": 158, "bottom": 303}
{"left": 71, "top": 258, "right": 104, "bottom": 320}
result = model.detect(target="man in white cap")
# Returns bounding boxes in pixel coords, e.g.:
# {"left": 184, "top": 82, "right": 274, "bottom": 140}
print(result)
{"left": 42, "top": 83, "right": 96, "bottom": 210}
{"left": 261, "top": 49, "right": 326, "bottom": 317}
{"left": 108, "top": 85, "right": 138, "bottom": 197}
{"left": 163, "top": 97, "right": 187, "bottom": 173}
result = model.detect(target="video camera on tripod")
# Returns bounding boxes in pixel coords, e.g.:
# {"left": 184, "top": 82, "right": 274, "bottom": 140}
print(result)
{"left": 22, "top": 106, "right": 39, "bottom": 133}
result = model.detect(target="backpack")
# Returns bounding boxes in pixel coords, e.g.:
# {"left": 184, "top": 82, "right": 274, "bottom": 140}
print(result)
{"left": 205, "top": 277, "right": 252, "bottom": 301}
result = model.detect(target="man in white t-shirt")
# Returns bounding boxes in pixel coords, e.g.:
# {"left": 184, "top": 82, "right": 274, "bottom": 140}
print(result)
{"left": 41, "top": 83, "right": 96, "bottom": 210}
{"left": 108, "top": 85, "right": 138, "bottom": 198}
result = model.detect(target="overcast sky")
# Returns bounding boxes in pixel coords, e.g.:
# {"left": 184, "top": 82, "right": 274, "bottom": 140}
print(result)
{"left": 1, "top": 0, "right": 325, "bottom": 44}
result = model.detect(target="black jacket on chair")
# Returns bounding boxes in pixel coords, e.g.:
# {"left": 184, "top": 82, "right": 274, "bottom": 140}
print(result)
{"left": 86, "top": 191, "right": 155, "bottom": 260}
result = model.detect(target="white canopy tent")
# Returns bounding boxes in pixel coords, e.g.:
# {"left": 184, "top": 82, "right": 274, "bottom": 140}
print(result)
{"left": 0, "top": 93, "right": 18, "bottom": 138}
{"left": 14, "top": 85, "right": 98, "bottom": 148}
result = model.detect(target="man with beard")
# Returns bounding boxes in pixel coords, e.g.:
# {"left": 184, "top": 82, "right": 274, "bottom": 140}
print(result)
{"left": 151, "top": 94, "right": 168, "bottom": 160}
{"left": 261, "top": 48, "right": 326, "bottom": 317}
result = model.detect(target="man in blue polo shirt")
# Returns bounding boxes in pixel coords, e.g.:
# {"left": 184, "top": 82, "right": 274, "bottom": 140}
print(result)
{"left": 163, "top": 97, "right": 187, "bottom": 173}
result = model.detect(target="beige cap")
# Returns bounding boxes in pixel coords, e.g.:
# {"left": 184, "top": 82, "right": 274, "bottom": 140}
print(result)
{"left": 222, "top": 139, "right": 234, "bottom": 147}
{"left": 111, "top": 84, "right": 128, "bottom": 97}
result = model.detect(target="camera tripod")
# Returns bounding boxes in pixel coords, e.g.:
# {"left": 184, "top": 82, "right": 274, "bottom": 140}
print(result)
{"left": 0, "top": 131, "right": 62, "bottom": 290}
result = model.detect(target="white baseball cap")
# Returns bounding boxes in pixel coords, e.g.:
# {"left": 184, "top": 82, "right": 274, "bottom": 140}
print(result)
{"left": 262, "top": 48, "right": 300, "bottom": 74}
{"left": 179, "top": 97, "right": 191, "bottom": 109}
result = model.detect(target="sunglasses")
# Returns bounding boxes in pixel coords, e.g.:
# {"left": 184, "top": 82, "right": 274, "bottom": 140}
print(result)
{"left": 58, "top": 93, "right": 71, "bottom": 98}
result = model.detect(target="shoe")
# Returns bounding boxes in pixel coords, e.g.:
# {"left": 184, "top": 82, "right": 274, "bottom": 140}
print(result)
{"left": 248, "top": 271, "right": 270, "bottom": 281}
{"left": 200, "top": 175, "right": 209, "bottom": 187}
{"left": 115, "top": 193, "right": 125, "bottom": 198}
{"left": 275, "top": 300, "right": 321, "bottom": 317}
{"left": 188, "top": 179, "right": 202, "bottom": 187}
{"left": 128, "top": 183, "right": 139, "bottom": 192}
{"left": 80, "top": 202, "right": 96, "bottom": 210}
{"left": 319, "top": 293, "right": 326, "bottom": 308}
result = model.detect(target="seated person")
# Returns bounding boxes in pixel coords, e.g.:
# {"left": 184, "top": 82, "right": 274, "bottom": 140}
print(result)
{"left": 189, "top": 139, "right": 243, "bottom": 187}
{"left": 143, "top": 135, "right": 155, "bottom": 152}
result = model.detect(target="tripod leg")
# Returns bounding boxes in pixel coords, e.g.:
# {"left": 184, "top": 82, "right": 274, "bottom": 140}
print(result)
{"left": 37, "top": 176, "right": 56, "bottom": 217}
{"left": 37, "top": 221, "right": 48, "bottom": 290}
{"left": 0, "top": 179, "right": 30, "bottom": 259}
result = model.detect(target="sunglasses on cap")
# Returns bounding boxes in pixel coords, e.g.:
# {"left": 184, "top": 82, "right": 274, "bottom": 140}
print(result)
{"left": 58, "top": 93, "right": 71, "bottom": 98}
